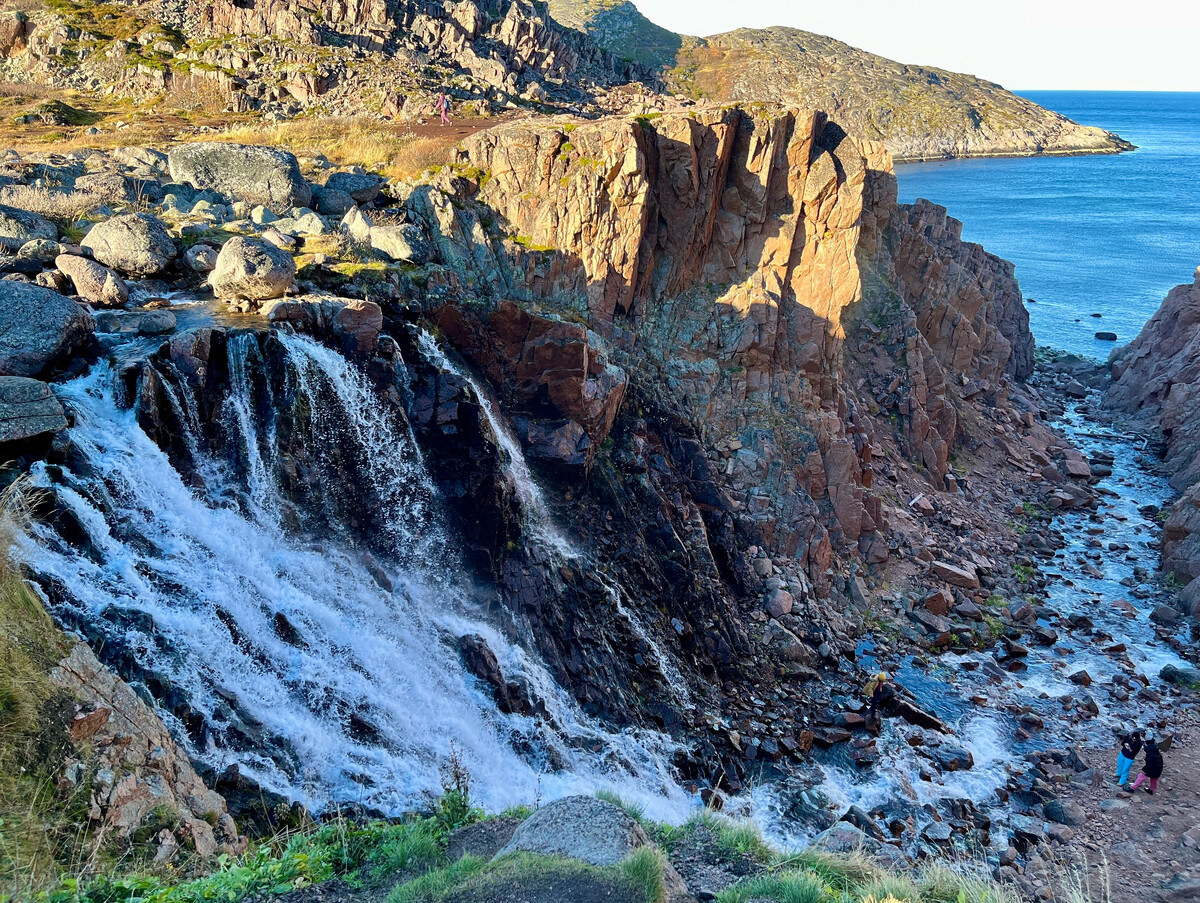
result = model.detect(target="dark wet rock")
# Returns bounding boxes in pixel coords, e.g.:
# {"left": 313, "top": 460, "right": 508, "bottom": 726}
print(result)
{"left": 1161, "top": 664, "right": 1200, "bottom": 686}
{"left": 932, "top": 744, "right": 974, "bottom": 772}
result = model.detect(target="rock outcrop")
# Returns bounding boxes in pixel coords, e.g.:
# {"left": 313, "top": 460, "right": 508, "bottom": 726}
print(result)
{"left": 1108, "top": 267, "right": 1200, "bottom": 610}
{"left": 50, "top": 641, "right": 246, "bottom": 858}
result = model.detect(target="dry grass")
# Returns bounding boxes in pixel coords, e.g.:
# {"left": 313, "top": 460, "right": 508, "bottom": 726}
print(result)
{"left": 0, "top": 184, "right": 124, "bottom": 226}
{"left": 210, "top": 117, "right": 461, "bottom": 178}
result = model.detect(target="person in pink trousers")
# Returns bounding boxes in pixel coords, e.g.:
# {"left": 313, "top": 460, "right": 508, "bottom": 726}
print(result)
{"left": 1130, "top": 737, "right": 1164, "bottom": 794}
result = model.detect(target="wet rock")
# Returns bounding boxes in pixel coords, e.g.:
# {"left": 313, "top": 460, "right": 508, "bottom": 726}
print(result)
{"left": 933, "top": 744, "right": 974, "bottom": 772}
{"left": 1150, "top": 603, "right": 1181, "bottom": 626}
{"left": 0, "top": 281, "right": 94, "bottom": 377}
{"left": 0, "top": 376, "right": 66, "bottom": 443}
{"left": 168, "top": 143, "right": 312, "bottom": 209}
{"left": 811, "top": 821, "right": 882, "bottom": 854}
{"left": 1160, "top": 664, "right": 1200, "bottom": 686}
{"left": 921, "top": 821, "right": 952, "bottom": 842}
{"left": 1095, "top": 331, "right": 1117, "bottom": 341}
{"left": 209, "top": 237, "right": 296, "bottom": 302}
{"left": 81, "top": 213, "right": 176, "bottom": 277}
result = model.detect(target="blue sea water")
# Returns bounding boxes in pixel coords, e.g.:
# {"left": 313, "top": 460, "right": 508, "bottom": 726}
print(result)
{"left": 894, "top": 91, "right": 1200, "bottom": 360}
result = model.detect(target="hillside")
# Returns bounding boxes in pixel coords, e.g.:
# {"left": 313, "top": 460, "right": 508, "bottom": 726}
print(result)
{"left": 546, "top": 2, "right": 1133, "bottom": 161}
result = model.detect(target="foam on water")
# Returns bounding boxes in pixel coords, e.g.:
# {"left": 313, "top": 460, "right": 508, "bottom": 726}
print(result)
{"left": 19, "top": 338, "right": 693, "bottom": 822}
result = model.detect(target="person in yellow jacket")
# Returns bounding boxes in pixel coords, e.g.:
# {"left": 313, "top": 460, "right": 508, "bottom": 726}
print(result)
{"left": 864, "top": 671, "right": 889, "bottom": 727}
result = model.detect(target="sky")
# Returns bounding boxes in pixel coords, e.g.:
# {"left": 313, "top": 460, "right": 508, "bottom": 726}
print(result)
{"left": 634, "top": 0, "right": 1200, "bottom": 92}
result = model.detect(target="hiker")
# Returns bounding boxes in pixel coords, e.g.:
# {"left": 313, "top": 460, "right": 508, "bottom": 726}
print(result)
{"left": 1131, "top": 736, "right": 1164, "bottom": 794}
{"left": 1116, "top": 728, "right": 1143, "bottom": 787}
{"left": 863, "top": 671, "right": 889, "bottom": 731}
{"left": 433, "top": 90, "right": 451, "bottom": 126}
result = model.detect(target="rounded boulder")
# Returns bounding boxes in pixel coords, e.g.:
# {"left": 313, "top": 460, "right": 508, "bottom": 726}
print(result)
{"left": 209, "top": 236, "right": 296, "bottom": 302}
{"left": 81, "top": 213, "right": 177, "bottom": 277}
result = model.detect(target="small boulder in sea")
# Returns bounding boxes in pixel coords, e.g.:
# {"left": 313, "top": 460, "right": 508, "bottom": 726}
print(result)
{"left": 1095, "top": 331, "right": 1118, "bottom": 341}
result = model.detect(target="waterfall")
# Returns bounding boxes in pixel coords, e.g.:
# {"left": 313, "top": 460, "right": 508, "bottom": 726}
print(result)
{"left": 19, "top": 333, "right": 692, "bottom": 821}
{"left": 416, "top": 331, "right": 694, "bottom": 709}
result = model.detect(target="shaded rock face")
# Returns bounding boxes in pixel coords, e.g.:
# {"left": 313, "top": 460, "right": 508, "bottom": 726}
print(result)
{"left": 168, "top": 144, "right": 312, "bottom": 210}
{"left": 436, "top": 300, "right": 627, "bottom": 470}
{"left": 0, "top": 281, "right": 94, "bottom": 378}
{"left": 0, "top": 375, "right": 66, "bottom": 444}
{"left": 1107, "top": 268, "right": 1200, "bottom": 608}
{"left": 442, "top": 108, "right": 1030, "bottom": 578}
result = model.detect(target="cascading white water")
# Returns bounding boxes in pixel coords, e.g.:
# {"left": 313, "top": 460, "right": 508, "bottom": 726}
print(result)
{"left": 19, "top": 334, "right": 693, "bottom": 822}
{"left": 416, "top": 331, "right": 695, "bottom": 709}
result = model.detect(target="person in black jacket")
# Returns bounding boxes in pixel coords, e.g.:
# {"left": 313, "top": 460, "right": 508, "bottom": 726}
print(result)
{"left": 1116, "top": 729, "right": 1143, "bottom": 787}
{"left": 1131, "top": 737, "right": 1164, "bottom": 794}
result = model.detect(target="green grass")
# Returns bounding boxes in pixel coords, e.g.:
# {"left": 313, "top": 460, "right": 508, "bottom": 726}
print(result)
{"left": 0, "top": 480, "right": 83, "bottom": 899}
{"left": 30, "top": 818, "right": 447, "bottom": 903}
{"left": 389, "top": 850, "right": 667, "bottom": 903}
{"left": 715, "top": 869, "right": 829, "bottom": 903}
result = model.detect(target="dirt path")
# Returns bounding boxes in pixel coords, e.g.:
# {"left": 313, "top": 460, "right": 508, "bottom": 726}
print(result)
{"left": 1059, "top": 708, "right": 1200, "bottom": 902}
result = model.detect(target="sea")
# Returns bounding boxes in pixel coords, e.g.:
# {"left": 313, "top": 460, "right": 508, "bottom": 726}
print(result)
{"left": 895, "top": 91, "right": 1200, "bottom": 360}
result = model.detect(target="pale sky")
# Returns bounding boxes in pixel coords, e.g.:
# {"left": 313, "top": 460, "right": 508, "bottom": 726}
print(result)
{"left": 635, "top": 0, "right": 1200, "bottom": 91}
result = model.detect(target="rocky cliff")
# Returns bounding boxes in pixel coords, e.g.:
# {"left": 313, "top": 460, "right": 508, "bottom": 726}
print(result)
{"left": 547, "top": 3, "right": 1132, "bottom": 162}
{"left": 1107, "top": 268, "right": 1200, "bottom": 612}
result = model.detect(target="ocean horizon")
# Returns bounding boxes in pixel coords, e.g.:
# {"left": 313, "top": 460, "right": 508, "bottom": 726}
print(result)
{"left": 895, "top": 89, "right": 1200, "bottom": 360}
